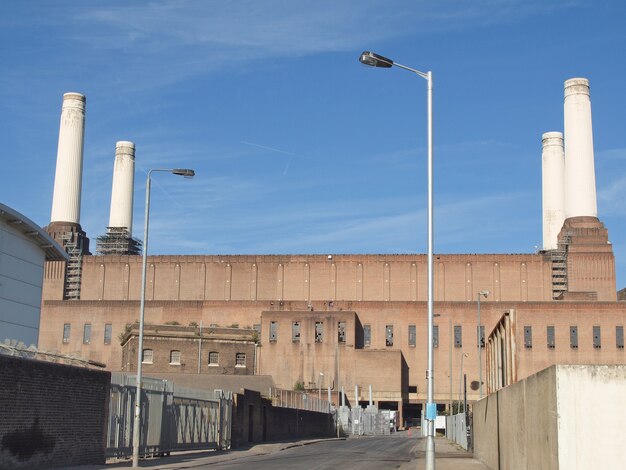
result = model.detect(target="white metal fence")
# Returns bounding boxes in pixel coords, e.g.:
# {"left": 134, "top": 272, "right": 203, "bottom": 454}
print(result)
{"left": 268, "top": 387, "right": 332, "bottom": 414}
{"left": 445, "top": 412, "right": 469, "bottom": 450}
{"left": 107, "top": 374, "right": 232, "bottom": 458}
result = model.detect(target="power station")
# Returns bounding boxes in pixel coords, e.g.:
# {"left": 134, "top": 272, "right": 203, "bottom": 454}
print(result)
{"left": 38, "top": 78, "right": 625, "bottom": 426}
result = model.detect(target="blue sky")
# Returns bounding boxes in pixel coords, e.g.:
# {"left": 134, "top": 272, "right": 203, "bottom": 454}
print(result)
{"left": 2, "top": 1, "right": 626, "bottom": 288}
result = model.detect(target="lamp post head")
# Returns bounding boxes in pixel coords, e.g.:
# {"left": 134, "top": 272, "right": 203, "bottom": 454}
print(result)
{"left": 172, "top": 168, "right": 195, "bottom": 178}
{"left": 479, "top": 290, "right": 489, "bottom": 298}
{"left": 359, "top": 51, "right": 393, "bottom": 68}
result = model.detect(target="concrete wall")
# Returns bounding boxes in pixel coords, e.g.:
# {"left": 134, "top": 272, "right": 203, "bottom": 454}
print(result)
{"left": 474, "top": 365, "right": 626, "bottom": 470}
{"left": 0, "top": 355, "right": 111, "bottom": 469}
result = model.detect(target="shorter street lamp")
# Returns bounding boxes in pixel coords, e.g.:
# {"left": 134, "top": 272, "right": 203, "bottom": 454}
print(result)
{"left": 132, "top": 168, "right": 195, "bottom": 468}
{"left": 477, "top": 290, "right": 489, "bottom": 399}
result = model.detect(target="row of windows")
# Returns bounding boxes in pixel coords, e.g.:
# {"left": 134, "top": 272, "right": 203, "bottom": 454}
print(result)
{"left": 523, "top": 325, "right": 624, "bottom": 349}
{"left": 141, "top": 349, "right": 247, "bottom": 366}
{"left": 270, "top": 321, "right": 348, "bottom": 344}
{"left": 63, "top": 323, "right": 112, "bottom": 345}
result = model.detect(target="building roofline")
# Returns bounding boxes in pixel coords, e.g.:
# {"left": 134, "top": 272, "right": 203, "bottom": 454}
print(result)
{"left": 0, "top": 203, "right": 68, "bottom": 261}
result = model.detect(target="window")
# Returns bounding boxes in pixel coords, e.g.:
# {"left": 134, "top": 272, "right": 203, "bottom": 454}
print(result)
{"left": 364, "top": 324, "right": 371, "bottom": 348}
{"left": 454, "top": 325, "right": 462, "bottom": 348}
{"left": 547, "top": 326, "right": 555, "bottom": 349}
{"left": 83, "top": 323, "right": 92, "bottom": 344}
{"left": 63, "top": 323, "right": 71, "bottom": 344}
{"left": 433, "top": 325, "right": 439, "bottom": 348}
{"left": 315, "top": 322, "right": 324, "bottom": 343}
{"left": 104, "top": 324, "right": 112, "bottom": 345}
{"left": 524, "top": 326, "right": 532, "bottom": 349}
{"left": 170, "top": 350, "right": 181, "bottom": 365}
{"left": 478, "top": 325, "right": 485, "bottom": 348}
{"left": 570, "top": 326, "right": 578, "bottom": 349}
{"left": 408, "top": 325, "right": 416, "bottom": 347}
{"left": 236, "top": 353, "right": 246, "bottom": 367}
{"left": 593, "top": 326, "right": 601, "bottom": 349}
{"left": 269, "top": 321, "right": 278, "bottom": 342}
{"left": 617, "top": 326, "right": 624, "bottom": 349}
{"left": 338, "top": 321, "right": 346, "bottom": 343}
{"left": 292, "top": 321, "right": 300, "bottom": 343}
{"left": 208, "top": 351, "right": 219, "bottom": 366}
{"left": 142, "top": 349, "right": 153, "bottom": 364}
{"left": 385, "top": 325, "right": 394, "bottom": 347}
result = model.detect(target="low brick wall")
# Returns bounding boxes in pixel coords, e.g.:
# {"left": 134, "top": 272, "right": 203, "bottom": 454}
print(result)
{"left": 0, "top": 355, "right": 111, "bottom": 469}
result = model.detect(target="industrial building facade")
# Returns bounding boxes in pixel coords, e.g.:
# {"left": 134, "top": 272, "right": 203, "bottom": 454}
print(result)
{"left": 36, "top": 78, "right": 626, "bottom": 424}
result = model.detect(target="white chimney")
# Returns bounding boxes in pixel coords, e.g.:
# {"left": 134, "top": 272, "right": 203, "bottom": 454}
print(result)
{"left": 108, "top": 141, "right": 136, "bottom": 234}
{"left": 542, "top": 132, "right": 565, "bottom": 250}
{"left": 564, "top": 78, "right": 597, "bottom": 219}
{"left": 50, "top": 92, "right": 86, "bottom": 224}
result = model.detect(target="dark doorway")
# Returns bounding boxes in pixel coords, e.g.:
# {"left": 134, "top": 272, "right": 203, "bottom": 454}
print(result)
{"left": 262, "top": 406, "right": 267, "bottom": 441}
{"left": 248, "top": 405, "right": 254, "bottom": 442}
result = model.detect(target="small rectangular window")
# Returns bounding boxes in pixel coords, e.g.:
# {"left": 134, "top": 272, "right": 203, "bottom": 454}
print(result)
{"left": 364, "top": 324, "right": 371, "bottom": 348}
{"left": 547, "top": 326, "right": 555, "bottom": 349}
{"left": 617, "top": 326, "right": 624, "bottom": 349}
{"left": 315, "top": 322, "right": 324, "bottom": 343}
{"left": 63, "top": 323, "right": 71, "bottom": 344}
{"left": 104, "top": 324, "right": 112, "bottom": 345}
{"left": 142, "top": 349, "right": 153, "bottom": 364}
{"left": 208, "top": 351, "right": 219, "bottom": 365}
{"left": 593, "top": 325, "right": 601, "bottom": 349}
{"left": 454, "top": 325, "right": 462, "bottom": 348}
{"left": 269, "top": 321, "right": 278, "bottom": 342}
{"left": 433, "top": 325, "right": 439, "bottom": 348}
{"left": 385, "top": 325, "right": 394, "bottom": 347}
{"left": 570, "top": 326, "right": 578, "bottom": 349}
{"left": 524, "top": 326, "right": 532, "bottom": 349}
{"left": 338, "top": 321, "right": 346, "bottom": 343}
{"left": 170, "top": 350, "right": 181, "bottom": 365}
{"left": 83, "top": 323, "right": 92, "bottom": 344}
{"left": 408, "top": 325, "right": 416, "bottom": 347}
{"left": 292, "top": 321, "right": 300, "bottom": 343}
{"left": 236, "top": 353, "right": 246, "bottom": 367}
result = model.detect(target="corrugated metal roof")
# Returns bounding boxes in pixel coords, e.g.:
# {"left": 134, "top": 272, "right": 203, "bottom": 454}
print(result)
{"left": 0, "top": 203, "right": 68, "bottom": 261}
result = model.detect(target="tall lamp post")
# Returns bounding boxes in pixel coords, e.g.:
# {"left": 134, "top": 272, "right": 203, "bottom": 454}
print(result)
{"left": 477, "top": 290, "right": 489, "bottom": 399}
{"left": 359, "top": 51, "right": 435, "bottom": 469}
{"left": 132, "top": 168, "right": 195, "bottom": 468}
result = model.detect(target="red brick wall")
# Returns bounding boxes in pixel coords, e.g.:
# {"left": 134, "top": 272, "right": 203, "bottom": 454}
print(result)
{"left": 0, "top": 355, "right": 110, "bottom": 469}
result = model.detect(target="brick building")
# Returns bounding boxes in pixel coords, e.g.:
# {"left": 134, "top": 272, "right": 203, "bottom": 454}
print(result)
{"left": 119, "top": 324, "right": 256, "bottom": 375}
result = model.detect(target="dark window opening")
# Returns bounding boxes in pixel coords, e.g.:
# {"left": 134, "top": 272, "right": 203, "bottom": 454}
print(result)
{"left": 292, "top": 321, "right": 300, "bottom": 343}
{"left": 547, "top": 326, "right": 555, "bottom": 349}
{"left": 570, "top": 326, "right": 578, "bottom": 349}
{"left": 408, "top": 324, "right": 416, "bottom": 347}
{"left": 454, "top": 325, "right": 462, "bottom": 348}
{"left": 385, "top": 325, "right": 394, "bottom": 347}
{"left": 524, "top": 326, "right": 532, "bottom": 349}
{"left": 364, "top": 324, "right": 371, "bottom": 348}
{"left": 593, "top": 325, "right": 601, "bottom": 349}
{"left": 338, "top": 321, "right": 346, "bottom": 343}
{"left": 315, "top": 322, "right": 323, "bottom": 343}
{"left": 269, "top": 321, "right": 278, "bottom": 342}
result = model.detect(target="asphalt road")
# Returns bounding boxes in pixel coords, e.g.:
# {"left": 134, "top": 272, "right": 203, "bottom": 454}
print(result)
{"left": 202, "top": 432, "right": 417, "bottom": 469}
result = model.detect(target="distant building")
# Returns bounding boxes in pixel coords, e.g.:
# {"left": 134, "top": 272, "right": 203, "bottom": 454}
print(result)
{"left": 0, "top": 203, "right": 67, "bottom": 346}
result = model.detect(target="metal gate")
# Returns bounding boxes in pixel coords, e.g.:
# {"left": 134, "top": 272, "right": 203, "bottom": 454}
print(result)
{"left": 107, "top": 374, "right": 232, "bottom": 458}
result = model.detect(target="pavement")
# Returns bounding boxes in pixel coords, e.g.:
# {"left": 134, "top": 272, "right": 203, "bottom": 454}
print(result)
{"left": 403, "top": 435, "right": 490, "bottom": 470}
{"left": 68, "top": 434, "right": 489, "bottom": 469}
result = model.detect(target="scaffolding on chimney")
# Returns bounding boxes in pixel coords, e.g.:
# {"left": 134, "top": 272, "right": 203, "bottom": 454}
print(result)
{"left": 95, "top": 227, "right": 142, "bottom": 256}
{"left": 59, "top": 232, "right": 84, "bottom": 300}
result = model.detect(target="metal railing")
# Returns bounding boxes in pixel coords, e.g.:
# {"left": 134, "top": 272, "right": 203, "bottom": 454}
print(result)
{"left": 107, "top": 374, "right": 232, "bottom": 458}
{"left": 445, "top": 412, "right": 469, "bottom": 450}
{"left": 267, "top": 388, "right": 332, "bottom": 414}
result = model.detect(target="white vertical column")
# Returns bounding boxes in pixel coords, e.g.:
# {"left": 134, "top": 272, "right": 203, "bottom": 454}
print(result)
{"left": 108, "top": 141, "right": 136, "bottom": 233}
{"left": 50, "top": 92, "right": 86, "bottom": 224}
{"left": 564, "top": 78, "right": 597, "bottom": 218}
{"left": 542, "top": 132, "right": 565, "bottom": 250}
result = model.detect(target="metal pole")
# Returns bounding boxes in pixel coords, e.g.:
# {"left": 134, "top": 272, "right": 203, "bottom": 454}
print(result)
{"left": 197, "top": 320, "right": 202, "bottom": 374}
{"left": 425, "top": 70, "right": 436, "bottom": 470}
{"left": 449, "top": 317, "right": 452, "bottom": 415}
{"left": 132, "top": 171, "right": 151, "bottom": 467}
{"left": 477, "top": 294, "right": 482, "bottom": 399}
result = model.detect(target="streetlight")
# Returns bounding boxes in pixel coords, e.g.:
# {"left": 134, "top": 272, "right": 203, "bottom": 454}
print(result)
{"left": 359, "top": 50, "right": 435, "bottom": 469}
{"left": 132, "top": 168, "right": 195, "bottom": 468}
{"left": 318, "top": 372, "right": 324, "bottom": 402}
{"left": 477, "top": 290, "right": 489, "bottom": 399}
